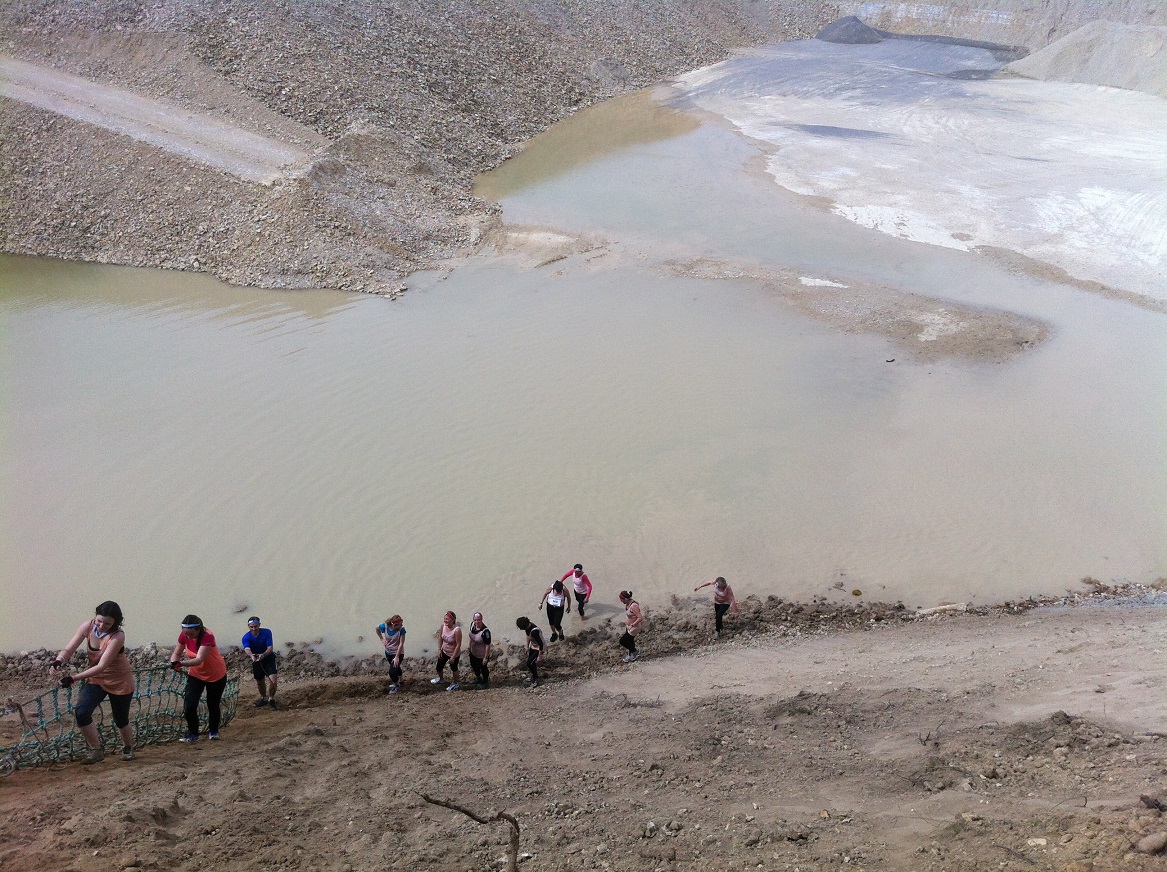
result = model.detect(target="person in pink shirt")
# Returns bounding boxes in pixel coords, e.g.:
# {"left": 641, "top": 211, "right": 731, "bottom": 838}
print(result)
{"left": 618, "top": 590, "right": 643, "bottom": 662}
{"left": 430, "top": 611, "right": 463, "bottom": 691}
{"left": 560, "top": 563, "right": 592, "bottom": 618}
{"left": 694, "top": 576, "right": 739, "bottom": 638}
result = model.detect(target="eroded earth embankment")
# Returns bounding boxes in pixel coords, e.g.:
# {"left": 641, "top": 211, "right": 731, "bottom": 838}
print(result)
{"left": 3, "top": 585, "right": 1166, "bottom": 871}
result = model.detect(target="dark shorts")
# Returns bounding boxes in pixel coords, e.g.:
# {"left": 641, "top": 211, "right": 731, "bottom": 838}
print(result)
{"left": 74, "top": 682, "right": 133, "bottom": 729}
{"left": 251, "top": 654, "right": 278, "bottom": 680}
{"left": 546, "top": 604, "right": 565, "bottom": 626}
{"left": 436, "top": 651, "right": 461, "bottom": 673}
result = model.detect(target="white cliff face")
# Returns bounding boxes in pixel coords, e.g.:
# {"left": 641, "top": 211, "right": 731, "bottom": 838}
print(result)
{"left": 832, "top": 0, "right": 1167, "bottom": 51}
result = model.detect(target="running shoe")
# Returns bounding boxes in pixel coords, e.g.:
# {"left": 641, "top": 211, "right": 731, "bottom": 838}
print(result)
{"left": 254, "top": 698, "right": 269, "bottom": 708}
{"left": 446, "top": 682, "right": 461, "bottom": 691}
{"left": 529, "top": 680, "right": 540, "bottom": 690}
{"left": 208, "top": 731, "right": 220, "bottom": 741}
{"left": 268, "top": 699, "right": 278, "bottom": 709}
{"left": 388, "top": 684, "right": 400, "bottom": 694}
{"left": 180, "top": 734, "right": 198, "bottom": 744}
{"left": 430, "top": 677, "right": 443, "bottom": 685}
{"left": 81, "top": 747, "right": 104, "bottom": 764}
{"left": 121, "top": 746, "right": 135, "bottom": 761}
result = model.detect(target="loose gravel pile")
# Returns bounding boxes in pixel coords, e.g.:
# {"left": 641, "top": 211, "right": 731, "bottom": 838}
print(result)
{"left": 0, "top": 0, "right": 835, "bottom": 293}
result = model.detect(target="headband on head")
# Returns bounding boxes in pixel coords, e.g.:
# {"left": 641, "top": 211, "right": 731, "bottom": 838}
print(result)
{"left": 181, "top": 622, "right": 201, "bottom": 629}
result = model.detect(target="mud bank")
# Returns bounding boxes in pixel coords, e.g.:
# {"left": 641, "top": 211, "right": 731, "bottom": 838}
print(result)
{"left": 4, "top": 581, "right": 1161, "bottom": 698}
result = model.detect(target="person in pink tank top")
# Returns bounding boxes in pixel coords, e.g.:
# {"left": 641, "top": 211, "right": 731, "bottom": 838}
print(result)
{"left": 430, "top": 611, "right": 463, "bottom": 691}
{"left": 694, "top": 576, "right": 739, "bottom": 638}
{"left": 618, "top": 590, "right": 643, "bottom": 662}
{"left": 49, "top": 600, "right": 137, "bottom": 764}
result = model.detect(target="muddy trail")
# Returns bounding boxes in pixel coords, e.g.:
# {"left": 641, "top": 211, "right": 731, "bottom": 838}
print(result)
{"left": 2, "top": 590, "right": 1165, "bottom": 871}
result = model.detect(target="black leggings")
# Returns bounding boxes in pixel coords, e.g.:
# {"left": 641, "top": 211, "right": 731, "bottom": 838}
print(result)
{"left": 75, "top": 682, "right": 133, "bottom": 728}
{"left": 184, "top": 675, "right": 227, "bottom": 735}
{"left": 436, "top": 651, "right": 461, "bottom": 676}
{"left": 714, "top": 602, "right": 730, "bottom": 632}
{"left": 384, "top": 651, "right": 403, "bottom": 683}
{"left": 574, "top": 590, "right": 587, "bottom": 615}
{"left": 546, "top": 604, "right": 565, "bottom": 632}
{"left": 619, "top": 632, "right": 638, "bottom": 653}
{"left": 526, "top": 649, "right": 541, "bottom": 681}
{"left": 469, "top": 653, "right": 489, "bottom": 686}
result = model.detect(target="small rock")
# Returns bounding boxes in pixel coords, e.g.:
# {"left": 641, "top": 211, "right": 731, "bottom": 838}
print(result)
{"left": 644, "top": 821, "right": 658, "bottom": 838}
{"left": 1136, "top": 832, "right": 1167, "bottom": 855}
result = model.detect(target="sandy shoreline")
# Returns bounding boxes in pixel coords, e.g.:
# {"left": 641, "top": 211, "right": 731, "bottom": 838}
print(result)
{"left": 2, "top": 587, "right": 1165, "bottom": 870}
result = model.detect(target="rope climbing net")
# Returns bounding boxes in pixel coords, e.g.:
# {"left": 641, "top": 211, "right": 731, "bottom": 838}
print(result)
{"left": 0, "top": 666, "right": 239, "bottom": 775}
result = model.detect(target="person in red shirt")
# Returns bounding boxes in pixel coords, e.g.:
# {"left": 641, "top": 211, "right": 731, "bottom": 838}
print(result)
{"left": 560, "top": 563, "right": 592, "bottom": 618}
{"left": 169, "top": 614, "right": 228, "bottom": 743}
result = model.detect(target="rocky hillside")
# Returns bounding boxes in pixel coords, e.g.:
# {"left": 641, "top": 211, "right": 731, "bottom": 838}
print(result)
{"left": 0, "top": 0, "right": 835, "bottom": 293}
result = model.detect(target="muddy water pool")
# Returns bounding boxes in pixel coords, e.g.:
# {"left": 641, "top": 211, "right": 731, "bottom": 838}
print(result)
{"left": 3, "top": 41, "right": 1166, "bottom": 655}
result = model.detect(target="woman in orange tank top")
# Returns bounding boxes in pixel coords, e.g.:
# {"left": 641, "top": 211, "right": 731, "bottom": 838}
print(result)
{"left": 49, "top": 600, "right": 137, "bottom": 764}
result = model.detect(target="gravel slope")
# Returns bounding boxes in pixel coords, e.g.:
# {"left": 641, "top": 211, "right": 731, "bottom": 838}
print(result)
{"left": 0, "top": 0, "right": 835, "bottom": 292}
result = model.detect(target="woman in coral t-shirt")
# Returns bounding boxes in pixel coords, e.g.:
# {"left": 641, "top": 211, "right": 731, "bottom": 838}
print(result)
{"left": 169, "top": 614, "right": 228, "bottom": 744}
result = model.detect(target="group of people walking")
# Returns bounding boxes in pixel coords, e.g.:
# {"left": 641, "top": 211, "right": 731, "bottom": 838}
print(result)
{"left": 377, "top": 564, "right": 601, "bottom": 692}
{"left": 46, "top": 567, "right": 739, "bottom": 763}
{"left": 48, "top": 606, "right": 281, "bottom": 762}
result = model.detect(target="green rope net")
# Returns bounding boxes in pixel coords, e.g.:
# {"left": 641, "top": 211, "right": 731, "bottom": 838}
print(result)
{"left": 0, "top": 666, "right": 239, "bottom": 775}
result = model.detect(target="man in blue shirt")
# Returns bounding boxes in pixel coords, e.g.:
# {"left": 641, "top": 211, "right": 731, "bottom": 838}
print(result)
{"left": 242, "top": 616, "right": 278, "bottom": 709}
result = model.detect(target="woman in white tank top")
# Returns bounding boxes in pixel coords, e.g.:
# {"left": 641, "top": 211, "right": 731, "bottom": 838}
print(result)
{"left": 539, "top": 579, "right": 572, "bottom": 641}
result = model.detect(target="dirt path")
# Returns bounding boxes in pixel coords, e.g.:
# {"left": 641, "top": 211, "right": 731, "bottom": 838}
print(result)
{"left": 3, "top": 602, "right": 1164, "bottom": 871}
{"left": 0, "top": 56, "right": 325, "bottom": 183}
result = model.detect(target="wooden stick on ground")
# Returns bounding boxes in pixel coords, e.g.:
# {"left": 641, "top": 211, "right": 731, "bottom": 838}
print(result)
{"left": 418, "top": 791, "right": 520, "bottom": 872}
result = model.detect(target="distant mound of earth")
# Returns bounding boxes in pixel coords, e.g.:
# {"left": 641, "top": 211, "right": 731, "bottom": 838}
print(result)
{"left": 815, "top": 15, "right": 1027, "bottom": 61}
{"left": 1006, "top": 20, "right": 1167, "bottom": 98}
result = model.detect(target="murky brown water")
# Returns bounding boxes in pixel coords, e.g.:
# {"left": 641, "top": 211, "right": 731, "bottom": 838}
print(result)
{"left": 3, "top": 59, "right": 1166, "bottom": 656}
